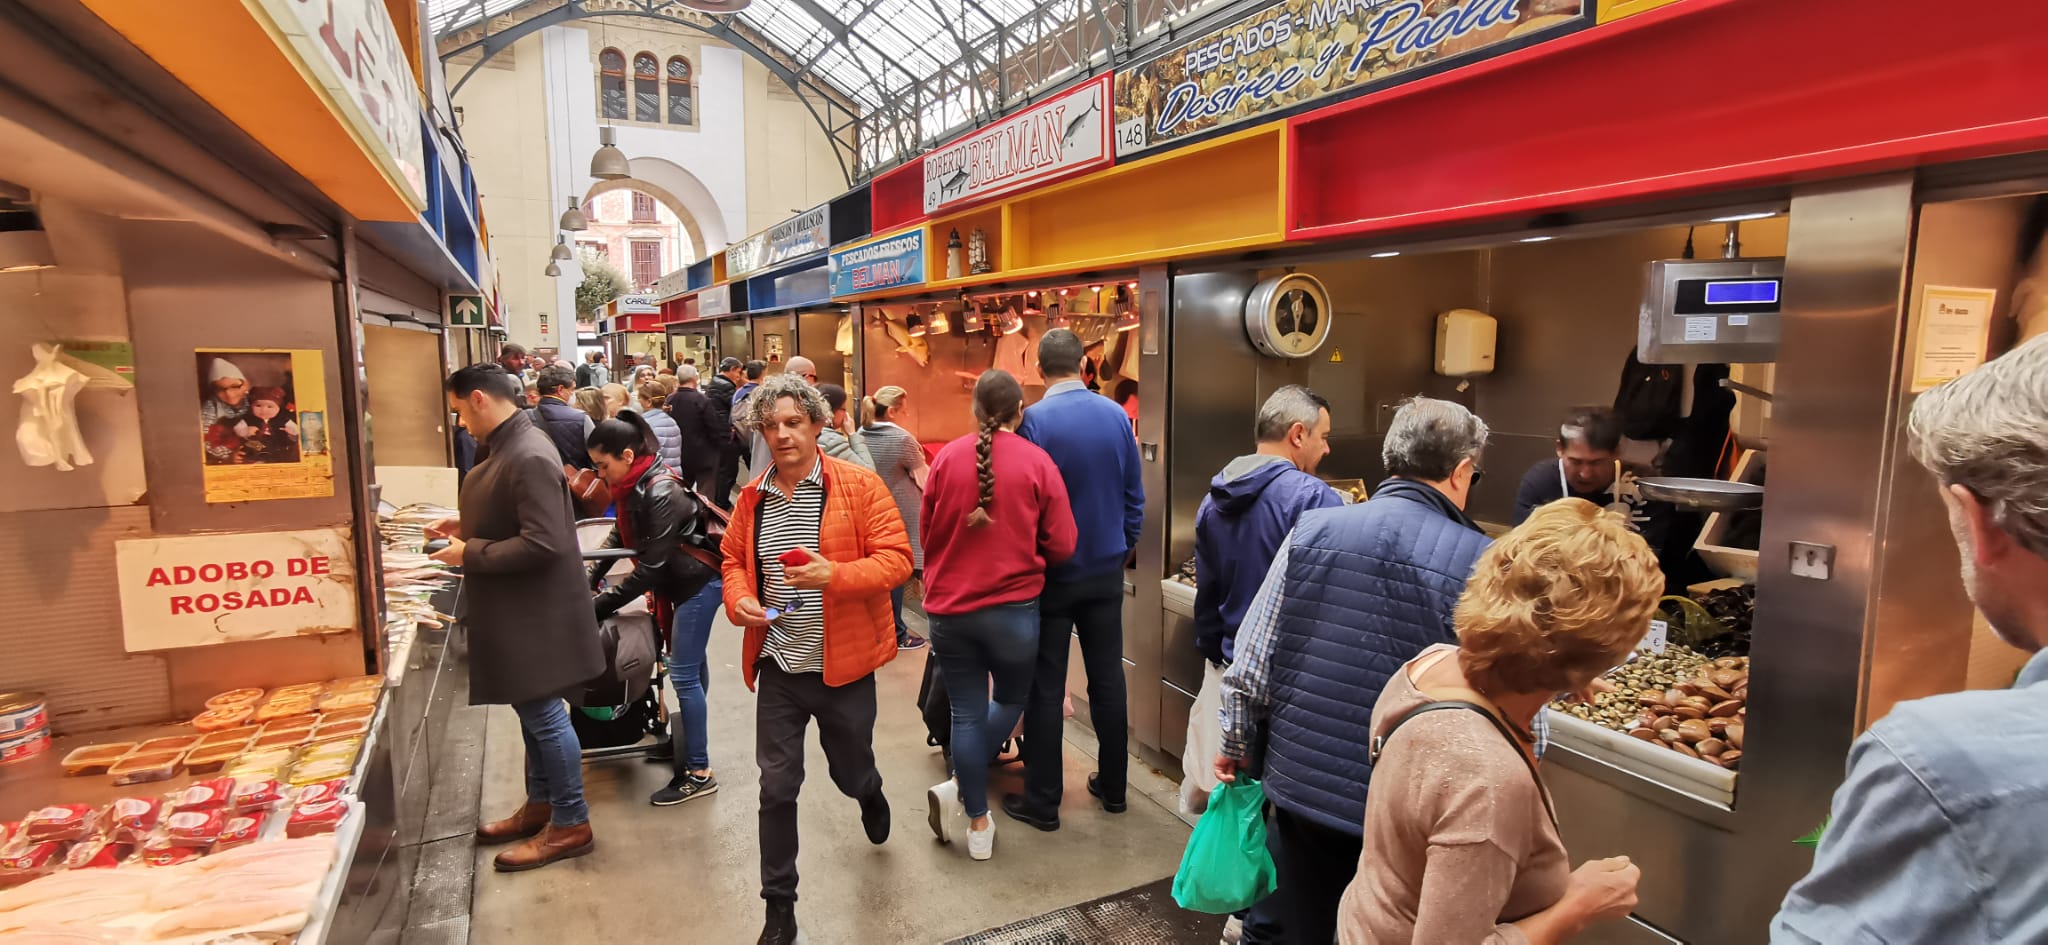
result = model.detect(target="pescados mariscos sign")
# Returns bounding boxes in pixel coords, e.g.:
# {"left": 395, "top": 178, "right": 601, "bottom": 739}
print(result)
{"left": 1112, "top": 0, "right": 1585, "bottom": 156}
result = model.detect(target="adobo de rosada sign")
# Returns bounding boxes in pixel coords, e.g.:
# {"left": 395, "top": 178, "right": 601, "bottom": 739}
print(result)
{"left": 1112, "top": 0, "right": 1587, "bottom": 156}
{"left": 923, "top": 75, "right": 1112, "bottom": 215}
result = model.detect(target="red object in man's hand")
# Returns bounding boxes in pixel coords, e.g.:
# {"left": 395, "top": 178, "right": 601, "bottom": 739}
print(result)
{"left": 779, "top": 548, "right": 813, "bottom": 568}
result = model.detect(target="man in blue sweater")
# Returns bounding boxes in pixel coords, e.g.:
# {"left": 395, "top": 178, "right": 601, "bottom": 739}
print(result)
{"left": 1007, "top": 328, "right": 1145, "bottom": 830}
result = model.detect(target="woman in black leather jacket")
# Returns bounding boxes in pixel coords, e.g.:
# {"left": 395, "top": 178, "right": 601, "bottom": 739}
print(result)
{"left": 587, "top": 410, "right": 722, "bottom": 807}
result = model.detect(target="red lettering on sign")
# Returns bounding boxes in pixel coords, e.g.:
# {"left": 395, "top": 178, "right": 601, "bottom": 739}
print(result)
{"left": 147, "top": 568, "right": 172, "bottom": 587}
{"left": 170, "top": 596, "right": 193, "bottom": 615}
{"left": 310, "top": 557, "right": 331, "bottom": 576}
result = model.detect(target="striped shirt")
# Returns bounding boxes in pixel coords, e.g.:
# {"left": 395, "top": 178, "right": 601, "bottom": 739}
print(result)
{"left": 755, "top": 459, "right": 829, "bottom": 674}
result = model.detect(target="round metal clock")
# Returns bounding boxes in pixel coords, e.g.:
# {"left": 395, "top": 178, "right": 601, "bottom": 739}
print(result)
{"left": 1244, "top": 273, "right": 1331, "bottom": 359}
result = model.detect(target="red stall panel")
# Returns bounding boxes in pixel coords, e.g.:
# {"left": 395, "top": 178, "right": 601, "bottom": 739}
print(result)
{"left": 1288, "top": 0, "right": 2048, "bottom": 239}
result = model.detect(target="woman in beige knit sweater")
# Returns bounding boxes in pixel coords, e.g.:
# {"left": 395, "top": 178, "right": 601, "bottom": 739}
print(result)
{"left": 1341, "top": 499, "right": 1659, "bottom": 945}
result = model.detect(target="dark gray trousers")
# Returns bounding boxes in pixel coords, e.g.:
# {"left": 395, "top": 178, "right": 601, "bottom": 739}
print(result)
{"left": 756, "top": 663, "right": 882, "bottom": 902}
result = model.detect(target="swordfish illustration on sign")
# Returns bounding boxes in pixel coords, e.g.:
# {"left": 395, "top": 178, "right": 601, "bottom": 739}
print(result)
{"left": 921, "top": 76, "right": 1113, "bottom": 215}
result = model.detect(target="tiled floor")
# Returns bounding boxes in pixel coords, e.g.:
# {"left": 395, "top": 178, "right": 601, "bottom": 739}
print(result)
{"left": 460, "top": 612, "right": 1201, "bottom": 945}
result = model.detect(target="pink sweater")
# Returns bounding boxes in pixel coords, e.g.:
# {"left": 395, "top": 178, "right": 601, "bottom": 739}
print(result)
{"left": 919, "top": 430, "right": 1078, "bottom": 615}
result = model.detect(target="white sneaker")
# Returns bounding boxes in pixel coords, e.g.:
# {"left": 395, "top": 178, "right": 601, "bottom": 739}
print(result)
{"left": 1220, "top": 915, "right": 1243, "bottom": 945}
{"left": 966, "top": 819, "right": 994, "bottom": 861}
{"left": 927, "top": 780, "right": 960, "bottom": 844}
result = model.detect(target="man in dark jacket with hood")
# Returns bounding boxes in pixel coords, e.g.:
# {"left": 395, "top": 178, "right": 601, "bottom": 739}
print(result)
{"left": 532, "top": 365, "right": 595, "bottom": 471}
{"left": 1216, "top": 396, "right": 1493, "bottom": 945}
{"left": 705, "top": 358, "right": 744, "bottom": 508}
{"left": 428, "top": 363, "right": 604, "bottom": 874}
{"left": 1185, "top": 385, "right": 1342, "bottom": 945}
{"left": 1193, "top": 385, "right": 1343, "bottom": 665}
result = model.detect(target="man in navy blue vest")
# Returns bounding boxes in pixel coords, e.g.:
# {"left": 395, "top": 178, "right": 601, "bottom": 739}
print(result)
{"left": 1217, "top": 396, "right": 1492, "bottom": 945}
{"left": 1188, "top": 384, "right": 1343, "bottom": 945}
{"left": 1006, "top": 328, "right": 1145, "bottom": 831}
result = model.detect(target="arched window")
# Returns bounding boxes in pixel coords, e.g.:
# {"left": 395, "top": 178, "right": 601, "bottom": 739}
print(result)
{"left": 666, "top": 57, "right": 694, "bottom": 125}
{"left": 633, "top": 52, "right": 658, "bottom": 122}
{"left": 598, "top": 48, "right": 626, "bottom": 120}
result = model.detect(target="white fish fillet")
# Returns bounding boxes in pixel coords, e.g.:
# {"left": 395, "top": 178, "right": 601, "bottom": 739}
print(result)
{"left": 0, "top": 871, "right": 155, "bottom": 914}
{"left": 0, "top": 891, "right": 149, "bottom": 933}
{"left": 150, "top": 865, "right": 322, "bottom": 911}
{"left": 145, "top": 893, "right": 310, "bottom": 940}
{"left": 0, "top": 927, "right": 125, "bottom": 944}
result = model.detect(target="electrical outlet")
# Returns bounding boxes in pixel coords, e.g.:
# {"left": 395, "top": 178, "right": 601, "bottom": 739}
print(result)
{"left": 1375, "top": 400, "right": 1399, "bottom": 433}
{"left": 1789, "top": 542, "right": 1835, "bottom": 581}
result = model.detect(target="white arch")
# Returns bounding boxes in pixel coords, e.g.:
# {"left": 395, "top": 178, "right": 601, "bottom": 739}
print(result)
{"left": 625, "top": 156, "right": 731, "bottom": 252}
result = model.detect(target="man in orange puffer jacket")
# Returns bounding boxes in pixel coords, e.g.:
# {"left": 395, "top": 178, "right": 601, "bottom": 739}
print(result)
{"left": 720, "top": 373, "right": 912, "bottom": 945}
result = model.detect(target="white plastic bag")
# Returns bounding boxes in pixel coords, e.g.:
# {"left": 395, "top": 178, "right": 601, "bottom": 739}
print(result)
{"left": 1180, "top": 661, "right": 1226, "bottom": 817}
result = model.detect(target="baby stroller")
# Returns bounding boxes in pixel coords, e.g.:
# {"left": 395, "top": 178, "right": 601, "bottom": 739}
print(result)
{"left": 574, "top": 518, "right": 671, "bottom": 761}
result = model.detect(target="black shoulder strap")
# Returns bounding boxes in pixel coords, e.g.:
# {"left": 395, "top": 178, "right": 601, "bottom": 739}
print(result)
{"left": 1371, "top": 701, "right": 1557, "bottom": 830}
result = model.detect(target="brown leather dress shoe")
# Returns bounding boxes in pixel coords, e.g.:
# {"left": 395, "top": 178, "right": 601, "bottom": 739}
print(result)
{"left": 477, "top": 801, "right": 550, "bottom": 846}
{"left": 492, "top": 821, "right": 595, "bottom": 873}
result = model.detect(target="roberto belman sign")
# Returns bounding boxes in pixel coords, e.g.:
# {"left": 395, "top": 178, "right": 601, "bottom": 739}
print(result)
{"left": 924, "top": 75, "right": 1112, "bottom": 215}
{"left": 1112, "top": 0, "right": 1586, "bottom": 156}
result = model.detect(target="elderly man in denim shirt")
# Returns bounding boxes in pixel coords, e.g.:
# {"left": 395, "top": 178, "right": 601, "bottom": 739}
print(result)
{"left": 1772, "top": 334, "right": 2048, "bottom": 943}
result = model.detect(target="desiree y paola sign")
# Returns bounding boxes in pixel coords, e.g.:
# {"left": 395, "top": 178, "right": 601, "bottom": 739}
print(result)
{"left": 116, "top": 528, "right": 359, "bottom": 651}
{"left": 1111, "top": 0, "right": 1586, "bottom": 156}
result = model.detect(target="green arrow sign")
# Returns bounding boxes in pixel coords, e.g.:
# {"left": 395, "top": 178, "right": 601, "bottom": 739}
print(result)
{"left": 449, "top": 295, "right": 485, "bottom": 327}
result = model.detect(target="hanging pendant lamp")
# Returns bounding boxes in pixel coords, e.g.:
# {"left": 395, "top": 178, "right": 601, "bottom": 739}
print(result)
{"left": 590, "top": 126, "right": 630, "bottom": 180}
{"left": 544, "top": 259, "right": 562, "bottom": 277}
{"left": 550, "top": 235, "right": 573, "bottom": 261}
{"left": 559, "top": 197, "right": 588, "bottom": 231}
{"left": 927, "top": 306, "right": 951, "bottom": 334}
{"left": 905, "top": 311, "right": 927, "bottom": 338}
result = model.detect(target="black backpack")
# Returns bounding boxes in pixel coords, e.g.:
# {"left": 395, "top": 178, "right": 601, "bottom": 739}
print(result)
{"left": 1613, "top": 346, "right": 1684, "bottom": 442}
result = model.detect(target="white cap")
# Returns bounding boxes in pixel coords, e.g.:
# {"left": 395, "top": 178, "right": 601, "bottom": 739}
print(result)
{"left": 207, "top": 358, "right": 246, "bottom": 383}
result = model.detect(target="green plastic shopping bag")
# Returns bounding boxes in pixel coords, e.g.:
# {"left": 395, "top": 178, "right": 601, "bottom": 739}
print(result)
{"left": 1171, "top": 778, "right": 1278, "bottom": 914}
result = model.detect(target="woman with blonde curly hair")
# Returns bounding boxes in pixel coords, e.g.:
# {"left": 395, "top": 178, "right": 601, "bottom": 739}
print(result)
{"left": 1339, "top": 498, "right": 1660, "bottom": 945}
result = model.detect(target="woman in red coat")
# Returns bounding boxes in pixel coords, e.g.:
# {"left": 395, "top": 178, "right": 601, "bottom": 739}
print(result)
{"left": 919, "top": 370, "right": 1078, "bottom": 862}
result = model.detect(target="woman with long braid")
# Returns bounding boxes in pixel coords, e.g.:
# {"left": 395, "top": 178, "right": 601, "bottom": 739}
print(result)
{"left": 918, "top": 370, "right": 1077, "bottom": 861}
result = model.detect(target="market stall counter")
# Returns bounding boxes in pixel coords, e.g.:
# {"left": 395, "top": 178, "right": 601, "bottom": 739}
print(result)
{"left": 0, "top": 674, "right": 388, "bottom": 942}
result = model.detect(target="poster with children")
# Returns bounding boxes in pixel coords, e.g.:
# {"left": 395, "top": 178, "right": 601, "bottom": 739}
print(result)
{"left": 195, "top": 349, "right": 334, "bottom": 503}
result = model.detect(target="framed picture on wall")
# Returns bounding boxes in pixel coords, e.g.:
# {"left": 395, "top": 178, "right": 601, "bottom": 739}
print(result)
{"left": 765, "top": 333, "right": 785, "bottom": 364}
{"left": 195, "top": 349, "right": 333, "bottom": 503}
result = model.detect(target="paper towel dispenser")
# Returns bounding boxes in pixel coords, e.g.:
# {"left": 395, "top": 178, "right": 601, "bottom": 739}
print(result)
{"left": 1435, "top": 308, "right": 1497, "bottom": 377}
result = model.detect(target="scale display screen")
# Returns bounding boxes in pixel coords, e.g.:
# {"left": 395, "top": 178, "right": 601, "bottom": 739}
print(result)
{"left": 1672, "top": 276, "right": 1783, "bottom": 316}
{"left": 1703, "top": 279, "right": 1780, "bottom": 306}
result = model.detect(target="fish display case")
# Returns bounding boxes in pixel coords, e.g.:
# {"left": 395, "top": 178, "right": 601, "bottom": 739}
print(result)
{"left": 0, "top": 674, "right": 387, "bottom": 941}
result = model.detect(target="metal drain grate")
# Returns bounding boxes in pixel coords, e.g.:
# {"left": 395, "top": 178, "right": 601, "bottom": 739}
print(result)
{"left": 947, "top": 879, "right": 1225, "bottom": 945}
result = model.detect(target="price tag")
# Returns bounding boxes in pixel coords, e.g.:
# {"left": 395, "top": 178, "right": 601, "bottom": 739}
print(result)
{"left": 1640, "top": 619, "right": 1669, "bottom": 655}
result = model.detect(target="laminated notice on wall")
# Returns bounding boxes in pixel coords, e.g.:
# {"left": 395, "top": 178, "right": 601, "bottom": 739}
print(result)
{"left": 196, "top": 349, "right": 334, "bottom": 503}
{"left": 1911, "top": 286, "right": 1996, "bottom": 392}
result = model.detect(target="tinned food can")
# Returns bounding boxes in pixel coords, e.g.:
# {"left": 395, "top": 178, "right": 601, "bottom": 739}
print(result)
{"left": 0, "top": 692, "right": 47, "bottom": 738}
{"left": 0, "top": 727, "right": 51, "bottom": 766}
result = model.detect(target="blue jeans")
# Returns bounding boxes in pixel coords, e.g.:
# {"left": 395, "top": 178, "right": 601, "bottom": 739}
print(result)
{"left": 929, "top": 600, "right": 1040, "bottom": 819}
{"left": 668, "top": 579, "right": 722, "bottom": 772}
{"left": 512, "top": 697, "right": 589, "bottom": 827}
